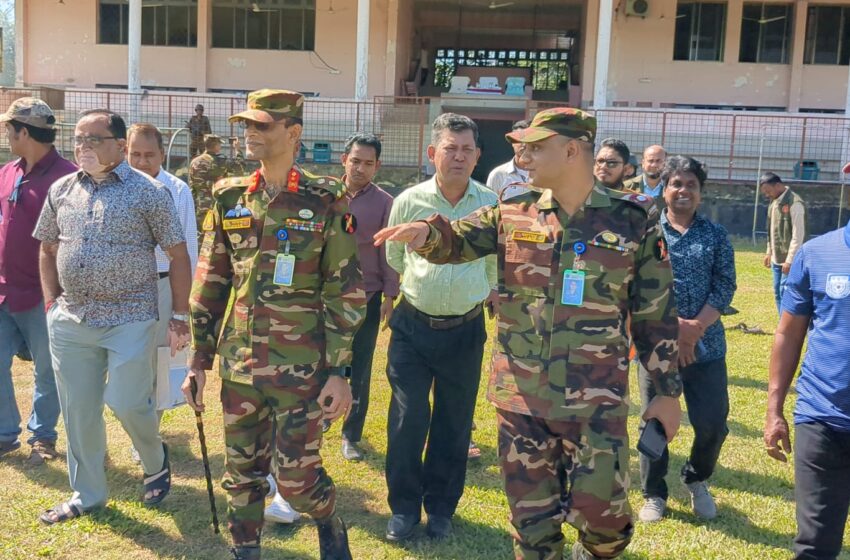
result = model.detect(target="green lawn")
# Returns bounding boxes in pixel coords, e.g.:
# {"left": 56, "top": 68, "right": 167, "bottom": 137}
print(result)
{"left": 2, "top": 245, "right": 848, "bottom": 560}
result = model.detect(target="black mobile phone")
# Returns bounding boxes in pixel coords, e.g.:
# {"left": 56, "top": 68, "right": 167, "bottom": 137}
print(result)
{"left": 638, "top": 418, "right": 667, "bottom": 461}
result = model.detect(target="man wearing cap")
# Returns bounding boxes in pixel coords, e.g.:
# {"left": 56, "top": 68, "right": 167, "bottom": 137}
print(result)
{"left": 189, "top": 134, "right": 231, "bottom": 244}
{"left": 0, "top": 98, "right": 77, "bottom": 465}
{"left": 183, "top": 89, "right": 366, "bottom": 560}
{"left": 759, "top": 172, "right": 807, "bottom": 313}
{"left": 187, "top": 104, "right": 212, "bottom": 158}
{"left": 375, "top": 108, "right": 682, "bottom": 560}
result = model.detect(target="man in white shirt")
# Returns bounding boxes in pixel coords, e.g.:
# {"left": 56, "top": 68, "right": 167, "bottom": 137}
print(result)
{"left": 127, "top": 124, "right": 198, "bottom": 433}
{"left": 486, "top": 120, "right": 529, "bottom": 198}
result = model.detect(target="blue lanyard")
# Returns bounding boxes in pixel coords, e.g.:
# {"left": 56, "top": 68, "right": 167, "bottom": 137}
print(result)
{"left": 8, "top": 175, "right": 25, "bottom": 204}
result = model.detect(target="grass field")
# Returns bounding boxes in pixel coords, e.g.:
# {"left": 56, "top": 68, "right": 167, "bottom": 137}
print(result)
{"left": 1, "top": 244, "right": 848, "bottom": 560}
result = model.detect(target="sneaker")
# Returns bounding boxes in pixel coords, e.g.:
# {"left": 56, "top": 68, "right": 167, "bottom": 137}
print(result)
{"left": 264, "top": 493, "right": 301, "bottom": 524}
{"left": 266, "top": 474, "right": 277, "bottom": 497}
{"left": 341, "top": 439, "right": 364, "bottom": 462}
{"left": 686, "top": 481, "right": 717, "bottom": 519}
{"left": 0, "top": 439, "right": 21, "bottom": 459}
{"left": 129, "top": 445, "right": 141, "bottom": 464}
{"left": 638, "top": 497, "right": 667, "bottom": 523}
{"left": 28, "top": 440, "right": 59, "bottom": 466}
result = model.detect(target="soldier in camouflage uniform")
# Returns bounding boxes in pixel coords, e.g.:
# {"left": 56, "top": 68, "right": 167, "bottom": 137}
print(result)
{"left": 184, "top": 89, "right": 366, "bottom": 560}
{"left": 189, "top": 135, "right": 232, "bottom": 243}
{"left": 187, "top": 103, "right": 212, "bottom": 157}
{"left": 375, "top": 108, "right": 684, "bottom": 560}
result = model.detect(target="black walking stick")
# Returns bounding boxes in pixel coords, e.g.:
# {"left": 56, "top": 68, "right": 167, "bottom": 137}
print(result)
{"left": 191, "top": 376, "right": 220, "bottom": 534}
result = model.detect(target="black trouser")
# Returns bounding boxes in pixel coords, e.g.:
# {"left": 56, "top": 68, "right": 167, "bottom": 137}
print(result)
{"left": 638, "top": 357, "right": 729, "bottom": 500}
{"left": 342, "top": 291, "right": 382, "bottom": 443}
{"left": 793, "top": 421, "right": 850, "bottom": 560}
{"left": 385, "top": 301, "right": 486, "bottom": 518}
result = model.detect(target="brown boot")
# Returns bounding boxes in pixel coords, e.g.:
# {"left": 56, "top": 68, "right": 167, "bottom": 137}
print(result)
{"left": 29, "top": 440, "right": 59, "bottom": 466}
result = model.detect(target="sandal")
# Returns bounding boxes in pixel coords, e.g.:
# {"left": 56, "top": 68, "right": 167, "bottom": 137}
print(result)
{"left": 142, "top": 443, "right": 171, "bottom": 506}
{"left": 39, "top": 501, "right": 85, "bottom": 525}
{"left": 468, "top": 441, "right": 482, "bottom": 461}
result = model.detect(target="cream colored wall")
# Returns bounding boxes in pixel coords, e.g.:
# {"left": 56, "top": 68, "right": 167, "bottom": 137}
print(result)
{"left": 605, "top": 0, "right": 850, "bottom": 110}
{"left": 22, "top": 0, "right": 394, "bottom": 98}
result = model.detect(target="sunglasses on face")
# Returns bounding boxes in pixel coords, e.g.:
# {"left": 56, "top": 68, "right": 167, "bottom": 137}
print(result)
{"left": 237, "top": 120, "right": 282, "bottom": 132}
{"left": 74, "top": 135, "right": 117, "bottom": 147}
{"left": 594, "top": 159, "right": 624, "bottom": 169}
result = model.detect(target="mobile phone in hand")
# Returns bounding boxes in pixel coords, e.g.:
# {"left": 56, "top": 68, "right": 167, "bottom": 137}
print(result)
{"left": 638, "top": 418, "right": 667, "bottom": 461}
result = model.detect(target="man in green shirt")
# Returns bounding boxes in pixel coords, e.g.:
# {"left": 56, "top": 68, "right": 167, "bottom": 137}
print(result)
{"left": 383, "top": 113, "right": 498, "bottom": 543}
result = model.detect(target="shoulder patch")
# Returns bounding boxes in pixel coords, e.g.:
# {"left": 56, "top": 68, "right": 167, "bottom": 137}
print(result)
{"left": 302, "top": 168, "right": 346, "bottom": 200}
{"left": 212, "top": 175, "right": 251, "bottom": 198}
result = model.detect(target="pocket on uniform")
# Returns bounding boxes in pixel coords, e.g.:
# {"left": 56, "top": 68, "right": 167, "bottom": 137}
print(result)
{"left": 504, "top": 241, "right": 554, "bottom": 292}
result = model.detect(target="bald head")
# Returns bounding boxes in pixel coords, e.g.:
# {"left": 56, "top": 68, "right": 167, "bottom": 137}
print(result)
{"left": 642, "top": 145, "right": 667, "bottom": 179}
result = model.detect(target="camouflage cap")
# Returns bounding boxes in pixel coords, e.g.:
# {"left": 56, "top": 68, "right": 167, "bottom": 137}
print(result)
{"left": 228, "top": 89, "right": 304, "bottom": 123}
{"left": 0, "top": 97, "right": 57, "bottom": 129}
{"left": 506, "top": 107, "right": 595, "bottom": 144}
{"left": 204, "top": 134, "right": 222, "bottom": 142}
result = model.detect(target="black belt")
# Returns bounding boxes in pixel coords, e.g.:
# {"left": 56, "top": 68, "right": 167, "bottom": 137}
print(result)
{"left": 399, "top": 297, "right": 482, "bottom": 331}
{"left": 158, "top": 271, "right": 169, "bottom": 279}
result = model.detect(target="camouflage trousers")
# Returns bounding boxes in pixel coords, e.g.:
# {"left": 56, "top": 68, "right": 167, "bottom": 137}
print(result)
{"left": 497, "top": 409, "right": 634, "bottom": 560}
{"left": 221, "top": 379, "right": 336, "bottom": 546}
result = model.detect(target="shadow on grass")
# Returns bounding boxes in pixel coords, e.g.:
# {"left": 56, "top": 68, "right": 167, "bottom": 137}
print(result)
{"left": 727, "top": 375, "right": 768, "bottom": 391}
{"left": 726, "top": 418, "right": 765, "bottom": 440}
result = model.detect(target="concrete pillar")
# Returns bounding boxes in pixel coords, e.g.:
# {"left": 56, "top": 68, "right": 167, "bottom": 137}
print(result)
{"left": 355, "top": 0, "right": 371, "bottom": 100}
{"left": 128, "top": 0, "right": 142, "bottom": 92}
{"left": 788, "top": 0, "right": 808, "bottom": 112}
{"left": 196, "top": 0, "right": 210, "bottom": 92}
{"left": 593, "top": 0, "right": 613, "bottom": 108}
{"left": 384, "top": 0, "right": 400, "bottom": 96}
{"left": 582, "top": 0, "right": 600, "bottom": 107}
{"left": 14, "top": 0, "right": 25, "bottom": 86}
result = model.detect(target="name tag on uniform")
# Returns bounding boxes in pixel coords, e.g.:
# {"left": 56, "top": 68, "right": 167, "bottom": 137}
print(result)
{"left": 223, "top": 217, "right": 252, "bottom": 230}
{"left": 512, "top": 230, "right": 547, "bottom": 243}
{"left": 561, "top": 269, "right": 585, "bottom": 306}
{"left": 273, "top": 254, "right": 296, "bottom": 286}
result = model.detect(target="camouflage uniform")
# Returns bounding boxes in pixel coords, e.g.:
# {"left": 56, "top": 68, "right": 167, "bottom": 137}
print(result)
{"left": 188, "top": 112, "right": 212, "bottom": 157}
{"left": 414, "top": 109, "right": 682, "bottom": 559}
{"left": 189, "top": 144, "right": 231, "bottom": 241}
{"left": 189, "top": 90, "right": 366, "bottom": 550}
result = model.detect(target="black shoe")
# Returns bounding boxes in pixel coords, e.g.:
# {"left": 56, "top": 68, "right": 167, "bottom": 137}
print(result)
{"left": 316, "top": 515, "right": 352, "bottom": 560}
{"left": 426, "top": 514, "right": 453, "bottom": 540}
{"left": 341, "top": 439, "right": 364, "bottom": 462}
{"left": 386, "top": 513, "right": 420, "bottom": 542}
{"left": 230, "top": 546, "right": 261, "bottom": 560}
{"left": 0, "top": 439, "right": 21, "bottom": 459}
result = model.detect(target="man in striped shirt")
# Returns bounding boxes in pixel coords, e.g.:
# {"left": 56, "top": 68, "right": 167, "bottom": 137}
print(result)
{"left": 765, "top": 218, "right": 850, "bottom": 560}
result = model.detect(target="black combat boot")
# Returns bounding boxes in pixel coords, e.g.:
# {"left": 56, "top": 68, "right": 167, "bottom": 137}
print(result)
{"left": 316, "top": 515, "right": 353, "bottom": 560}
{"left": 230, "top": 545, "right": 261, "bottom": 560}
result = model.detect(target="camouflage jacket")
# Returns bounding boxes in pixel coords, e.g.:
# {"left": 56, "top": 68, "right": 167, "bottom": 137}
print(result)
{"left": 417, "top": 185, "right": 682, "bottom": 421}
{"left": 189, "top": 152, "right": 232, "bottom": 218}
{"left": 189, "top": 167, "right": 367, "bottom": 387}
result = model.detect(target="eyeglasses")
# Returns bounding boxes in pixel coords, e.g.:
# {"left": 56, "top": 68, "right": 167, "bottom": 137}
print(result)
{"left": 74, "top": 135, "right": 117, "bottom": 147}
{"left": 594, "top": 159, "right": 624, "bottom": 169}
{"left": 237, "top": 121, "right": 282, "bottom": 132}
{"left": 8, "top": 175, "right": 25, "bottom": 204}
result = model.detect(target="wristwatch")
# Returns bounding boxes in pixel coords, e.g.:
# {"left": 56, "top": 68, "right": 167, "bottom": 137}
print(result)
{"left": 171, "top": 313, "right": 190, "bottom": 322}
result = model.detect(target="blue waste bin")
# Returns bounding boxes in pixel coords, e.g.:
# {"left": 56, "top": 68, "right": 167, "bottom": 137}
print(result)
{"left": 793, "top": 160, "right": 820, "bottom": 181}
{"left": 296, "top": 142, "right": 307, "bottom": 163}
{"left": 313, "top": 142, "right": 332, "bottom": 163}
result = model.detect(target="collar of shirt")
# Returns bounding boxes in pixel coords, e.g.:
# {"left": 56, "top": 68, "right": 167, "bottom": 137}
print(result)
{"left": 77, "top": 159, "right": 133, "bottom": 186}
{"left": 343, "top": 178, "right": 375, "bottom": 200}
{"left": 423, "top": 176, "right": 479, "bottom": 205}
{"left": 15, "top": 147, "right": 64, "bottom": 178}
{"left": 643, "top": 176, "right": 663, "bottom": 197}
{"left": 660, "top": 209, "right": 707, "bottom": 236}
{"left": 535, "top": 182, "right": 610, "bottom": 211}
{"left": 508, "top": 158, "right": 528, "bottom": 177}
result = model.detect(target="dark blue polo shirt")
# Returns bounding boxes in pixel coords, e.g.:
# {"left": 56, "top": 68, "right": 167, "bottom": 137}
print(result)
{"left": 782, "top": 221, "right": 850, "bottom": 431}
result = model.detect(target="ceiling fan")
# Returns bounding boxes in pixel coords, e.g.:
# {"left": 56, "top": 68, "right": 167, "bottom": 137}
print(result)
{"left": 742, "top": 15, "right": 787, "bottom": 24}
{"left": 251, "top": 2, "right": 275, "bottom": 12}
{"left": 322, "top": 0, "right": 350, "bottom": 14}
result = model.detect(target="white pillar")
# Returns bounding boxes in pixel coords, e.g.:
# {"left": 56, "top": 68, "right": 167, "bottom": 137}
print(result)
{"left": 128, "top": 0, "right": 142, "bottom": 91}
{"left": 593, "top": 0, "right": 613, "bottom": 109}
{"left": 14, "top": 0, "right": 25, "bottom": 86}
{"left": 355, "top": 0, "right": 370, "bottom": 100}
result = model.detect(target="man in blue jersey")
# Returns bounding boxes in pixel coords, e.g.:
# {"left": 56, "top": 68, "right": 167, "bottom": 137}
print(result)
{"left": 764, "top": 216, "right": 850, "bottom": 560}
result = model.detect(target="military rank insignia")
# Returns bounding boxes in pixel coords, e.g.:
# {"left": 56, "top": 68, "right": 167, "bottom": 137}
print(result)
{"left": 342, "top": 213, "right": 357, "bottom": 234}
{"left": 511, "top": 230, "right": 547, "bottom": 243}
{"left": 285, "top": 218, "right": 324, "bottom": 232}
{"left": 223, "top": 204, "right": 253, "bottom": 230}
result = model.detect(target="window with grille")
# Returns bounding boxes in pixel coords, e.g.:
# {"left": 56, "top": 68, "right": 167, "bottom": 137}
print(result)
{"left": 98, "top": 0, "right": 198, "bottom": 47}
{"left": 211, "top": 0, "right": 316, "bottom": 51}
{"left": 673, "top": 2, "right": 727, "bottom": 61}
{"left": 739, "top": 3, "right": 792, "bottom": 63}
{"left": 804, "top": 5, "right": 850, "bottom": 64}
{"left": 432, "top": 48, "right": 572, "bottom": 91}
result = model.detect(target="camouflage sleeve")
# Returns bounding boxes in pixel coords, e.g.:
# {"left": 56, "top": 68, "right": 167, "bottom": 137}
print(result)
{"left": 629, "top": 212, "right": 682, "bottom": 398}
{"left": 415, "top": 204, "right": 501, "bottom": 264}
{"left": 188, "top": 203, "right": 233, "bottom": 370}
{"left": 321, "top": 198, "right": 367, "bottom": 376}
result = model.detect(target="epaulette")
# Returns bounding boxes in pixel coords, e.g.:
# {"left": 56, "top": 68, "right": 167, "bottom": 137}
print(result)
{"left": 499, "top": 182, "right": 536, "bottom": 203}
{"left": 212, "top": 175, "right": 251, "bottom": 197}
{"left": 607, "top": 186, "right": 658, "bottom": 216}
{"left": 301, "top": 168, "right": 346, "bottom": 200}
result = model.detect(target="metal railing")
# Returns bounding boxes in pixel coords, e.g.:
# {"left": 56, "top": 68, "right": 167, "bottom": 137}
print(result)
{"left": 3, "top": 87, "right": 850, "bottom": 186}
